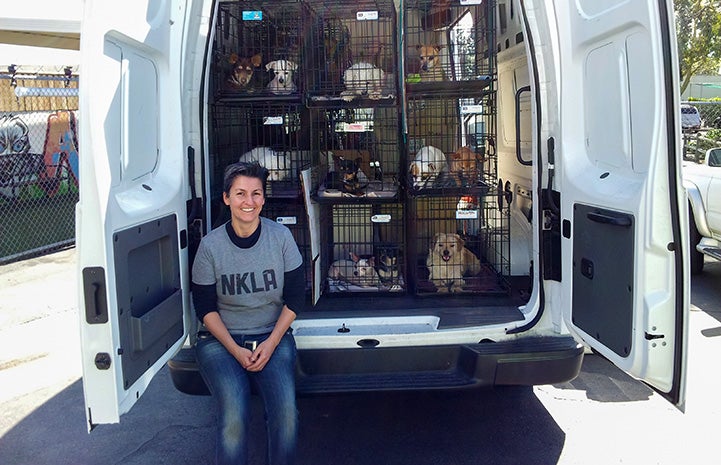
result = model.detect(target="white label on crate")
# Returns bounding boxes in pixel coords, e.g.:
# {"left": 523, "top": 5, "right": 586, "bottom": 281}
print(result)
{"left": 460, "top": 104, "right": 484, "bottom": 114}
{"left": 242, "top": 11, "right": 262, "bottom": 21}
{"left": 371, "top": 214, "right": 391, "bottom": 223}
{"left": 276, "top": 216, "right": 297, "bottom": 225}
{"left": 341, "top": 122, "right": 370, "bottom": 132}
{"left": 456, "top": 210, "right": 479, "bottom": 220}
{"left": 263, "top": 116, "right": 283, "bottom": 125}
{"left": 460, "top": 0, "right": 483, "bottom": 5}
{"left": 357, "top": 11, "right": 379, "bottom": 21}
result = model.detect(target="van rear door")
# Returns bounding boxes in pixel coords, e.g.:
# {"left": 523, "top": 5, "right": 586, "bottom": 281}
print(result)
{"left": 77, "top": 0, "right": 192, "bottom": 429}
{"left": 536, "top": 1, "right": 688, "bottom": 406}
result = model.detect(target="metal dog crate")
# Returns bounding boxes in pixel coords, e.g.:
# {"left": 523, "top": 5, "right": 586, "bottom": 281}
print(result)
{"left": 311, "top": 106, "right": 401, "bottom": 201}
{"left": 408, "top": 195, "right": 509, "bottom": 296}
{"left": 304, "top": 0, "right": 398, "bottom": 106}
{"left": 405, "top": 95, "right": 495, "bottom": 196}
{"left": 403, "top": 0, "right": 496, "bottom": 97}
{"left": 210, "top": 102, "right": 311, "bottom": 199}
{"left": 262, "top": 199, "right": 313, "bottom": 293}
{"left": 212, "top": 0, "right": 310, "bottom": 99}
{"left": 322, "top": 203, "right": 406, "bottom": 294}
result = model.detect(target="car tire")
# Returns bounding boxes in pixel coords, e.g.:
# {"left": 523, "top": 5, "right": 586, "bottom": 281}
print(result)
{"left": 689, "top": 209, "right": 704, "bottom": 275}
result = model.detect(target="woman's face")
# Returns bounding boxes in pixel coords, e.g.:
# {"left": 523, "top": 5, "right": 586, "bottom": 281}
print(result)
{"left": 223, "top": 175, "right": 265, "bottom": 225}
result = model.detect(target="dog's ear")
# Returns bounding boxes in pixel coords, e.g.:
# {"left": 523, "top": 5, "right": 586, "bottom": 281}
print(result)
{"left": 416, "top": 44, "right": 423, "bottom": 51}
{"left": 434, "top": 45, "right": 445, "bottom": 52}
{"left": 266, "top": 61, "right": 276, "bottom": 71}
{"left": 289, "top": 61, "right": 298, "bottom": 71}
{"left": 228, "top": 53, "right": 239, "bottom": 64}
{"left": 251, "top": 54, "right": 262, "bottom": 68}
{"left": 409, "top": 162, "right": 419, "bottom": 176}
{"left": 350, "top": 251, "right": 360, "bottom": 262}
{"left": 454, "top": 234, "right": 465, "bottom": 247}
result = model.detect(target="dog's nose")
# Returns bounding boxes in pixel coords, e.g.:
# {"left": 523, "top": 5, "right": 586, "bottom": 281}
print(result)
{"left": 443, "top": 250, "right": 450, "bottom": 257}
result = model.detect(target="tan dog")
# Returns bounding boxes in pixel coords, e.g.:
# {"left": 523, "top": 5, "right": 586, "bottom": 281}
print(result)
{"left": 416, "top": 45, "right": 446, "bottom": 82}
{"left": 449, "top": 146, "right": 485, "bottom": 184}
{"left": 226, "top": 53, "right": 262, "bottom": 89}
{"left": 426, "top": 233, "right": 481, "bottom": 293}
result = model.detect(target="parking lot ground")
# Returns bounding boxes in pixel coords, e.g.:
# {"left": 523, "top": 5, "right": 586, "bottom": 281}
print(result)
{"left": 0, "top": 250, "right": 719, "bottom": 464}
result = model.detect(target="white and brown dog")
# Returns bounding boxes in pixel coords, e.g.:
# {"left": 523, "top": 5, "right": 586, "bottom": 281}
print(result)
{"left": 239, "top": 147, "right": 290, "bottom": 181}
{"left": 426, "top": 233, "right": 481, "bottom": 293}
{"left": 416, "top": 45, "right": 446, "bottom": 82}
{"left": 266, "top": 59, "right": 298, "bottom": 95}
{"left": 328, "top": 252, "right": 380, "bottom": 288}
{"left": 340, "top": 62, "right": 385, "bottom": 101}
{"left": 409, "top": 145, "right": 448, "bottom": 189}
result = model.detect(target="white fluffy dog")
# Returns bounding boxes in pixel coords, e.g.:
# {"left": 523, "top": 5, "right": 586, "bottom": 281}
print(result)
{"left": 409, "top": 145, "right": 447, "bottom": 189}
{"left": 426, "top": 233, "right": 481, "bottom": 293}
{"left": 266, "top": 60, "right": 298, "bottom": 95}
{"left": 340, "top": 62, "right": 385, "bottom": 101}
{"left": 239, "top": 147, "right": 290, "bottom": 181}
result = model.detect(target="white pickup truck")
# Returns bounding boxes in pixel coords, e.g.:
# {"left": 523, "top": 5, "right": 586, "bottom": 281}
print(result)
{"left": 685, "top": 147, "right": 721, "bottom": 273}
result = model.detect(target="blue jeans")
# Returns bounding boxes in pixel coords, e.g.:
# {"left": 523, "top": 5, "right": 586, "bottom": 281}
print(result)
{"left": 196, "top": 330, "right": 298, "bottom": 465}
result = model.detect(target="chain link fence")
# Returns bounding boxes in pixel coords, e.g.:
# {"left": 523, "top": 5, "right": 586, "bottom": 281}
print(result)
{"left": 681, "top": 100, "right": 721, "bottom": 163}
{"left": 0, "top": 64, "right": 79, "bottom": 264}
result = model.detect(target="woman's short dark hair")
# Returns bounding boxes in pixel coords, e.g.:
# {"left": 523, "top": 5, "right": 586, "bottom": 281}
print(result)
{"left": 222, "top": 161, "right": 269, "bottom": 195}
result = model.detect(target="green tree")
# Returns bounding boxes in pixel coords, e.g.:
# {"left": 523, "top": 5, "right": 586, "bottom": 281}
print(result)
{"left": 675, "top": 0, "right": 721, "bottom": 94}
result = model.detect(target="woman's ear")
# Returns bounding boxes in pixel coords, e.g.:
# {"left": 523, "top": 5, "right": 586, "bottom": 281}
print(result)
{"left": 223, "top": 192, "right": 231, "bottom": 206}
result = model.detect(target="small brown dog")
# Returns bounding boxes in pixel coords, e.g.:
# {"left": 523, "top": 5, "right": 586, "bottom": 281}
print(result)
{"left": 426, "top": 233, "right": 481, "bottom": 293}
{"left": 416, "top": 45, "right": 446, "bottom": 82}
{"left": 226, "top": 53, "right": 262, "bottom": 89}
{"left": 449, "top": 146, "right": 484, "bottom": 185}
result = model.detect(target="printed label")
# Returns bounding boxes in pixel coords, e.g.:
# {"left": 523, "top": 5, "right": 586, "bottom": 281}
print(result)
{"left": 460, "top": 104, "right": 484, "bottom": 114}
{"left": 455, "top": 210, "right": 479, "bottom": 220}
{"left": 263, "top": 116, "right": 283, "bottom": 125}
{"left": 341, "top": 122, "right": 370, "bottom": 132}
{"left": 357, "top": 11, "right": 379, "bottom": 20}
{"left": 371, "top": 214, "right": 391, "bottom": 223}
{"left": 242, "top": 11, "right": 262, "bottom": 21}
{"left": 276, "top": 216, "right": 297, "bottom": 225}
{"left": 460, "top": 0, "right": 483, "bottom": 5}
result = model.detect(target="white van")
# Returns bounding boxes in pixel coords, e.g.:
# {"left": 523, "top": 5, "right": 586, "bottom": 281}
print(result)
{"left": 76, "top": 0, "right": 689, "bottom": 429}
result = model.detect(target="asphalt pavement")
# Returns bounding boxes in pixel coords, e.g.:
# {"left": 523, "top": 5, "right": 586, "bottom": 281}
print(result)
{"left": 0, "top": 248, "right": 719, "bottom": 465}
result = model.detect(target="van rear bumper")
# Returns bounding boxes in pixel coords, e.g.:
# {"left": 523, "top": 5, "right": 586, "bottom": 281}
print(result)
{"left": 167, "top": 336, "right": 584, "bottom": 396}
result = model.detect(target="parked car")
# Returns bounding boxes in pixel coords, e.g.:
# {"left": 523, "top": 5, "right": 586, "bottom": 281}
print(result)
{"left": 684, "top": 147, "right": 721, "bottom": 273}
{"left": 681, "top": 104, "right": 702, "bottom": 132}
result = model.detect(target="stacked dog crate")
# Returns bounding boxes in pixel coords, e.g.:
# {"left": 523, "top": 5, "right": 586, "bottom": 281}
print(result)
{"left": 304, "top": 0, "right": 406, "bottom": 294}
{"left": 403, "top": 0, "right": 509, "bottom": 295}
{"left": 209, "top": 0, "right": 314, "bottom": 289}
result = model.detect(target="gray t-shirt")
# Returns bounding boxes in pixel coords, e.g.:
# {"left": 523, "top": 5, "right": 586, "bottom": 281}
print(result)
{"left": 192, "top": 216, "right": 303, "bottom": 334}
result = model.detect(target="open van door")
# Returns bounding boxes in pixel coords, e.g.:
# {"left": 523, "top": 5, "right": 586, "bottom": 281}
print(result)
{"left": 535, "top": 1, "right": 688, "bottom": 406}
{"left": 77, "top": 0, "right": 192, "bottom": 429}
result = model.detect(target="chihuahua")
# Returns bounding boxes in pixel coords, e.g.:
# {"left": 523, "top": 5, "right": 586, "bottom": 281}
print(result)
{"left": 226, "top": 53, "right": 262, "bottom": 90}
{"left": 416, "top": 45, "right": 446, "bottom": 82}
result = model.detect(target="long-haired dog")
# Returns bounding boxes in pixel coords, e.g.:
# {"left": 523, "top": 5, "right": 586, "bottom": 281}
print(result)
{"left": 328, "top": 252, "right": 379, "bottom": 287}
{"left": 416, "top": 45, "right": 446, "bottom": 82}
{"left": 426, "top": 233, "right": 481, "bottom": 293}
{"left": 266, "top": 60, "right": 298, "bottom": 95}
{"left": 340, "top": 62, "right": 385, "bottom": 101}
{"left": 239, "top": 147, "right": 290, "bottom": 181}
{"left": 226, "top": 53, "right": 262, "bottom": 90}
{"left": 409, "top": 145, "right": 448, "bottom": 189}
